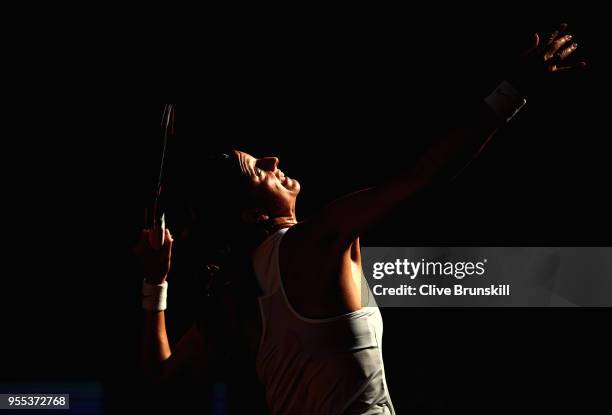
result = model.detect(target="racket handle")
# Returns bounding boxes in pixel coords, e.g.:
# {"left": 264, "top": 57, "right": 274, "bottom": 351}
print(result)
{"left": 148, "top": 213, "right": 166, "bottom": 250}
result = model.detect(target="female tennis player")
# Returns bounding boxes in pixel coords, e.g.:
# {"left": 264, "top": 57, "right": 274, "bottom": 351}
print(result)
{"left": 135, "top": 24, "right": 585, "bottom": 415}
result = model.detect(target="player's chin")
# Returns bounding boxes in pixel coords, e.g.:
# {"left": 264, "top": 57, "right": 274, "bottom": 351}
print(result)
{"left": 279, "top": 177, "right": 300, "bottom": 193}
{"left": 287, "top": 178, "right": 301, "bottom": 194}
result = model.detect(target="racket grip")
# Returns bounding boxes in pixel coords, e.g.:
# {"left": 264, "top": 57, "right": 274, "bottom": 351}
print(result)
{"left": 148, "top": 213, "right": 166, "bottom": 250}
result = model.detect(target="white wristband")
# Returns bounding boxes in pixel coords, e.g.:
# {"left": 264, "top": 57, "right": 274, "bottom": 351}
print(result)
{"left": 142, "top": 280, "right": 168, "bottom": 311}
{"left": 485, "top": 80, "right": 527, "bottom": 123}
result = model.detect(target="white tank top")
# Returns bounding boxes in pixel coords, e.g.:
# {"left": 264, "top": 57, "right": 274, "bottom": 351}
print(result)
{"left": 252, "top": 228, "right": 395, "bottom": 415}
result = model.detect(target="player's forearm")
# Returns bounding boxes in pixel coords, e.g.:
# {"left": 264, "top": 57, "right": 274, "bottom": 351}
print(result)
{"left": 143, "top": 310, "right": 171, "bottom": 360}
{"left": 317, "top": 101, "right": 503, "bottom": 244}
{"left": 142, "top": 309, "right": 171, "bottom": 379}
{"left": 408, "top": 101, "right": 501, "bottom": 188}
{"left": 142, "top": 310, "right": 171, "bottom": 377}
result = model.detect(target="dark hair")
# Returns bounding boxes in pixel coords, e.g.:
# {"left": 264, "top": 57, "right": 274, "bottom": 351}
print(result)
{"left": 166, "top": 150, "right": 263, "bottom": 300}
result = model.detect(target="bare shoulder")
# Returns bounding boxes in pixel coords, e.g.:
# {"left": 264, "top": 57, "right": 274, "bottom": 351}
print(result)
{"left": 279, "top": 220, "right": 362, "bottom": 318}
{"left": 281, "top": 219, "right": 343, "bottom": 272}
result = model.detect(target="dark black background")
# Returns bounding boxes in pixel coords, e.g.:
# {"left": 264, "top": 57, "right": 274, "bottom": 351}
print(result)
{"left": 3, "top": 5, "right": 611, "bottom": 414}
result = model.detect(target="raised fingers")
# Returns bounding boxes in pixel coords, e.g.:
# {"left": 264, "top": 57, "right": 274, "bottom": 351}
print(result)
{"left": 546, "top": 34, "right": 573, "bottom": 60}
{"left": 545, "top": 23, "right": 568, "bottom": 46}
{"left": 556, "top": 42, "right": 579, "bottom": 62}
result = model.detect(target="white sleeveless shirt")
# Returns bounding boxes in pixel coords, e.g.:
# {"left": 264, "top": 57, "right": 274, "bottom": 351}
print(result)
{"left": 252, "top": 228, "right": 395, "bottom": 415}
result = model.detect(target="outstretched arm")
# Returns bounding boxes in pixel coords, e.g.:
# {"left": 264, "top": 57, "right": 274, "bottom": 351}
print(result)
{"left": 308, "top": 23, "right": 585, "bottom": 248}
